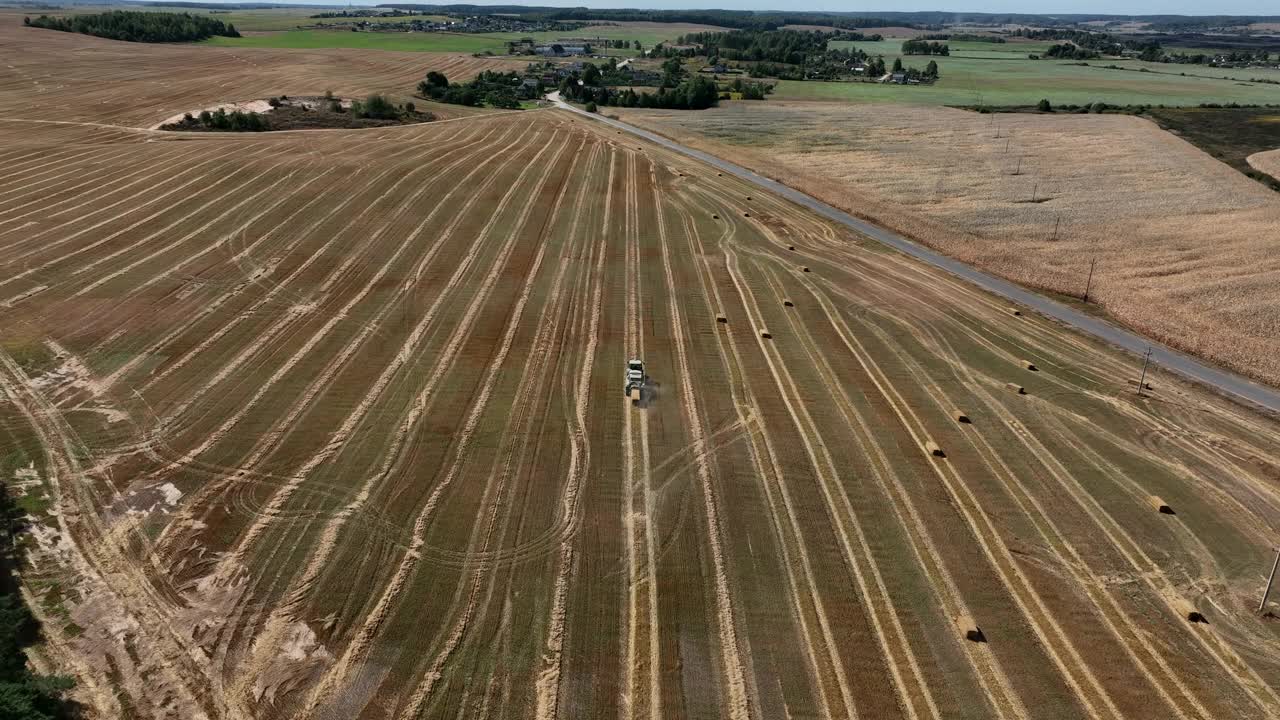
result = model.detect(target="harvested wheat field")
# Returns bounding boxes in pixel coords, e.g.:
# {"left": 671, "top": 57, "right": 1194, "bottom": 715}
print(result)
{"left": 0, "top": 13, "right": 520, "bottom": 126}
{"left": 5, "top": 18, "right": 1280, "bottom": 720}
{"left": 611, "top": 102, "right": 1280, "bottom": 388}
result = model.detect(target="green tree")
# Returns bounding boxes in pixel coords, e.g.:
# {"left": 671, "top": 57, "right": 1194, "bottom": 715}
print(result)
{"left": 661, "top": 57, "right": 685, "bottom": 87}
{"left": 1037, "top": 98, "right": 1052, "bottom": 112}
{"left": 925, "top": 60, "right": 938, "bottom": 77}
{"left": 892, "top": 57, "right": 903, "bottom": 73}
{"left": 0, "top": 486, "right": 75, "bottom": 720}
{"left": 355, "top": 94, "right": 399, "bottom": 120}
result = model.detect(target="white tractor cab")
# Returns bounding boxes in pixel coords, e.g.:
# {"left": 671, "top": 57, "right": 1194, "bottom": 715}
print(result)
{"left": 625, "top": 358, "right": 648, "bottom": 404}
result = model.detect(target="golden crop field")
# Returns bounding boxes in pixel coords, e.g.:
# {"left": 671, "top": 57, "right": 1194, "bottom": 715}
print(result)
{"left": 611, "top": 101, "right": 1280, "bottom": 389}
{"left": 5, "top": 16, "right": 1280, "bottom": 720}
{"left": 1249, "top": 148, "right": 1280, "bottom": 181}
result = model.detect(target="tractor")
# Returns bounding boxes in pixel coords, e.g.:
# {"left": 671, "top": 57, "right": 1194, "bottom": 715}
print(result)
{"left": 624, "top": 358, "right": 648, "bottom": 405}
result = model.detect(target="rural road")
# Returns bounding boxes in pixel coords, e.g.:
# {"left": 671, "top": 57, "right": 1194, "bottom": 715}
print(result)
{"left": 549, "top": 92, "right": 1280, "bottom": 415}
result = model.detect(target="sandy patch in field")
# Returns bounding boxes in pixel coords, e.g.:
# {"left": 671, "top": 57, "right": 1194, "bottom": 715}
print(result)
{"left": 150, "top": 96, "right": 355, "bottom": 129}
{"left": 1247, "top": 148, "right": 1280, "bottom": 180}
{"left": 151, "top": 99, "right": 275, "bottom": 129}
{"left": 614, "top": 101, "right": 1280, "bottom": 386}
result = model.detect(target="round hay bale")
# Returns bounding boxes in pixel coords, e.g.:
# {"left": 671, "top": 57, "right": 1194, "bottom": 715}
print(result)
{"left": 760, "top": 329, "right": 772, "bottom": 339}
{"left": 953, "top": 411, "right": 971, "bottom": 424}
{"left": 783, "top": 299, "right": 794, "bottom": 307}
{"left": 925, "top": 441, "right": 945, "bottom": 458}
{"left": 744, "top": 212, "right": 751, "bottom": 218}
{"left": 802, "top": 267, "right": 811, "bottom": 273}
{"left": 716, "top": 314, "right": 728, "bottom": 324}
{"left": 1006, "top": 383, "right": 1026, "bottom": 395}
{"left": 788, "top": 245, "right": 796, "bottom": 251}
{"left": 712, "top": 214, "right": 720, "bottom": 219}
{"left": 1148, "top": 496, "right": 1175, "bottom": 515}
{"left": 1174, "top": 599, "right": 1207, "bottom": 624}
{"left": 1010, "top": 308, "right": 1022, "bottom": 316}
{"left": 954, "top": 614, "right": 985, "bottom": 642}
{"left": 1022, "top": 360, "right": 1039, "bottom": 372}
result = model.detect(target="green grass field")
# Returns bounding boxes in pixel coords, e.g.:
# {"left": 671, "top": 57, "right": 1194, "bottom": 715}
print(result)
{"left": 204, "top": 23, "right": 707, "bottom": 55}
{"left": 788, "top": 38, "right": 1280, "bottom": 106}
{"left": 206, "top": 30, "right": 505, "bottom": 53}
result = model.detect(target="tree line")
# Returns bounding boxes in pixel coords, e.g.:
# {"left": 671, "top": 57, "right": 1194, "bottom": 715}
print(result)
{"left": 1041, "top": 43, "right": 1101, "bottom": 60}
{"left": 383, "top": 6, "right": 917, "bottom": 32}
{"left": 901, "top": 39, "right": 950, "bottom": 56}
{"left": 675, "top": 29, "right": 830, "bottom": 65}
{"left": 25, "top": 10, "right": 240, "bottom": 43}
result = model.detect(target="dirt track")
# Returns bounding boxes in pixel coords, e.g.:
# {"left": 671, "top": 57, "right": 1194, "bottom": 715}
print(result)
{"left": 4, "top": 16, "right": 1280, "bottom": 720}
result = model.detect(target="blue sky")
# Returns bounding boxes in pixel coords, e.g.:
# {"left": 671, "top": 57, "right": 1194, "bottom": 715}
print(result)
{"left": 274, "top": 0, "right": 1278, "bottom": 14}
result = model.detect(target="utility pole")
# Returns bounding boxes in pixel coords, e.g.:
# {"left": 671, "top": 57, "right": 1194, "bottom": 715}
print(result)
{"left": 1137, "top": 346, "right": 1152, "bottom": 397}
{"left": 1082, "top": 257, "right": 1095, "bottom": 301}
{"left": 1031, "top": 182, "right": 1038, "bottom": 203}
{"left": 1004, "top": 137, "right": 1011, "bottom": 153}
{"left": 1260, "top": 548, "right": 1280, "bottom": 613}
{"left": 1051, "top": 214, "right": 1061, "bottom": 241}
{"left": 1012, "top": 156, "right": 1022, "bottom": 175}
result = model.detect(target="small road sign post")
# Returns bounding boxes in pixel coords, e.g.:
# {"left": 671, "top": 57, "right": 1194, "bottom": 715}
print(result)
{"left": 1137, "top": 347, "right": 1153, "bottom": 397}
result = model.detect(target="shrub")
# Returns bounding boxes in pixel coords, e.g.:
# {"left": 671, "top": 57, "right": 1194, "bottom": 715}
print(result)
{"left": 424, "top": 71, "right": 449, "bottom": 89}
{"left": 585, "top": 101, "right": 598, "bottom": 113}
{"left": 354, "top": 94, "right": 399, "bottom": 120}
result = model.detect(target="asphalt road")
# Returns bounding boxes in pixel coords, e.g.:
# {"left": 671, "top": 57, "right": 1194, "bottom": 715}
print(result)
{"left": 549, "top": 93, "right": 1280, "bottom": 415}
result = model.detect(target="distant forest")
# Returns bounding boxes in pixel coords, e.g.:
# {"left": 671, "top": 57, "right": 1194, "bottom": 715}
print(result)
{"left": 376, "top": 5, "right": 1280, "bottom": 31}
{"left": 25, "top": 10, "right": 240, "bottom": 43}
{"left": 380, "top": 5, "right": 916, "bottom": 31}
